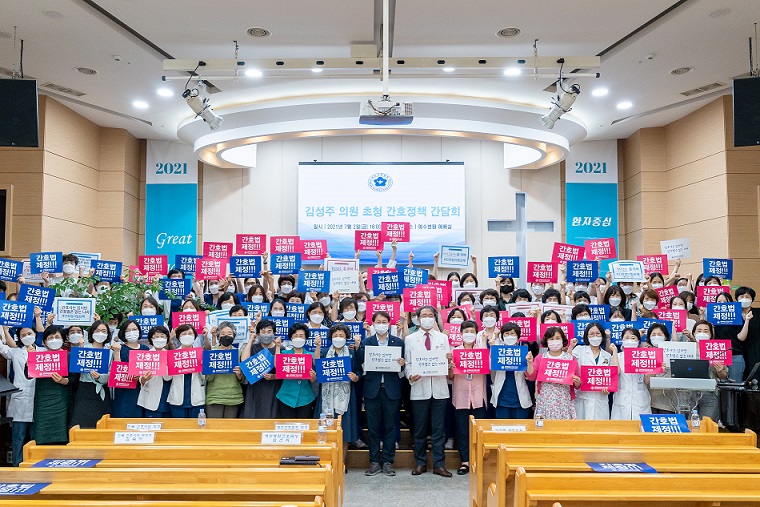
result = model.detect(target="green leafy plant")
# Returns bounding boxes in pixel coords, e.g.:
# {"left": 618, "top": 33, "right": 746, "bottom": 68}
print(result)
{"left": 91, "top": 271, "right": 163, "bottom": 323}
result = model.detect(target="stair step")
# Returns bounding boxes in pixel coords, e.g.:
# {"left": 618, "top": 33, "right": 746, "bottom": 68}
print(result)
{"left": 346, "top": 449, "right": 461, "bottom": 469}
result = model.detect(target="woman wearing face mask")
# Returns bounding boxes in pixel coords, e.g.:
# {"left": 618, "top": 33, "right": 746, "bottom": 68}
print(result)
{"left": 240, "top": 320, "right": 281, "bottom": 419}
{"left": 276, "top": 323, "right": 317, "bottom": 418}
{"left": 604, "top": 286, "right": 632, "bottom": 321}
{"left": 306, "top": 302, "right": 328, "bottom": 331}
{"left": 204, "top": 322, "right": 244, "bottom": 418}
{"left": 69, "top": 321, "right": 113, "bottom": 428}
{"left": 138, "top": 296, "right": 162, "bottom": 318}
{"left": 167, "top": 324, "right": 206, "bottom": 417}
{"left": 693, "top": 320, "right": 728, "bottom": 423}
{"left": 668, "top": 296, "right": 693, "bottom": 342}
{"left": 648, "top": 272, "right": 666, "bottom": 291}
{"left": 608, "top": 306, "right": 631, "bottom": 323}
{"left": 456, "top": 292, "right": 475, "bottom": 308}
{"left": 217, "top": 292, "right": 240, "bottom": 312}
{"left": 0, "top": 325, "right": 37, "bottom": 465}
{"left": 33, "top": 326, "right": 73, "bottom": 444}
{"left": 680, "top": 290, "right": 699, "bottom": 318}
{"left": 489, "top": 323, "right": 533, "bottom": 419}
{"left": 639, "top": 290, "right": 660, "bottom": 317}
{"left": 447, "top": 308, "right": 467, "bottom": 325}
{"left": 734, "top": 286, "right": 758, "bottom": 382}
{"left": 66, "top": 325, "right": 86, "bottom": 348}
{"left": 277, "top": 276, "right": 296, "bottom": 298}
{"left": 540, "top": 310, "right": 563, "bottom": 326}
{"left": 447, "top": 272, "right": 462, "bottom": 289}
{"left": 568, "top": 322, "right": 617, "bottom": 420}
{"left": 571, "top": 304, "right": 592, "bottom": 321}
{"left": 644, "top": 323, "right": 673, "bottom": 414}
{"left": 478, "top": 306, "right": 500, "bottom": 344}
{"left": 268, "top": 298, "right": 288, "bottom": 319}
{"left": 246, "top": 283, "right": 268, "bottom": 304}
{"left": 137, "top": 326, "right": 172, "bottom": 418}
{"left": 110, "top": 320, "right": 148, "bottom": 418}
{"left": 354, "top": 294, "right": 369, "bottom": 322}
{"left": 526, "top": 327, "right": 579, "bottom": 420}
{"left": 480, "top": 289, "right": 500, "bottom": 309}
{"left": 617, "top": 282, "right": 638, "bottom": 306}
{"left": 460, "top": 273, "right": 479, "bottom": 290}
{"left": 494, "top": 277, "right": 515, "bottom": 310}
{"left": 336, "top": 298, "right": 359, "bottom": 323}
{"left": 612, "top": 328, "right": 651, "bottom": 420}
{"left": 203, "top": 278, "right": 227, "bottom": 308}
{"left": 509, "top": 289, "right": 533, "bottom": 304}
{"left": 530, "top": 283, "right": 546, "bottom": 300}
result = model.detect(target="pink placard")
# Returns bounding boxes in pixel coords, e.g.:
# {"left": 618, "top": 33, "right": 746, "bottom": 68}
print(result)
{"left": 445, "top": 323, "right": 463, "bottom": 347}
{"left": 537, "top": 357, "right": 576, "bottom": 385}
{"left": 236, "top": 234, "right": 267, "bottom": 255}
{"left": 539, "top": 322, "right": 575, "bottom": 342}
{"left": 275, "top": 353, "right": 313, "bottom": 379}
{"left": 172, "top": 311, "right": 206, "bottom": 332}
{"left": 138, "top": 255, "right": 168, "bottom": 277}
{"left": 504, "top": 317, "right": 537, "bottom": 343}
{"left": 623, "top": 347, "right": 664, "bottom": 374}
{"left": 580, "top": 365, "right": 618, "bottom": 392}
{"left": 655, "top": 286, "right": 680, "bottom": 308}
{"left": 366, "top": 267, "right": 396, "bottom": 290}
{"left": 202, "top": 242, "right": 233, "bottom": 260}
{"left": 584, "top": 238, "right": 617, "bottom": 260}
{"left": 195, "top": 258, "right": 226, "bottom": 281}
{"left": 424, "top": 280, "right": 452, "bottom": 306}
{"left": 403, "top": 287, "right": 438, "bottom": 312}
{"left": 697, "top": 285, "right": 730, "bottom": 307}
{"left": 355, "top": 230, "right": 382, "bottom": 251}
{"left": 552, "top": 242, "right": 585, "bottom": 263}
{"left": 653, "top": 308, "right": 687, "bottom": 332}
{"left": 453, "top": 348, "right": 490, "bottom": 375}
{"left": 28, "top": 350, "right": 68, "bottom": 378}
{"left": 128, "top": 349, "right": 167, "bottom": 376}
{"left": 637, "top": 254, "right": 669, "bottom": 276}
{"left": 299, "top": 239, "right": 327, "bottom": 260}
{"left": 527, "top": 262, "right": 558, "bottom": 283}
{"left": 365, "top": 301, "right": 401, "bottom": 324}
{"left": 167, "top": 347, "right": 203, "bottom": 375}
{"left": 699, "top": 339, "right": 733, "bottom": 366}
{"left": 270, "top": 235, "right": 300, "bottom": 254}
{"left": 108, "top": 361, "right": 137, "bottom": 389}
{"left": 380, "top": 222, "right": 411, "bottom": 242}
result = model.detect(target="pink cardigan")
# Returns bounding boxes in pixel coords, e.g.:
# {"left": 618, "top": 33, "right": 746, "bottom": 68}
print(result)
{"left": 525, "top": 353, "right": 580, "bottom": 400}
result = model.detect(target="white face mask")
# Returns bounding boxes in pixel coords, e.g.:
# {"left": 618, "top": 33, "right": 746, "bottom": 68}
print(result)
{"left": 62, "top": 263, "right": 76, "bottom": 275}
{"left": 141, "top": 307, "right": 156, "bottom": 316}
{"left": 332, "top": 337, "right": 346, "bottom": 349}
{"left": 374, "top": 323, "right": 389, "bottom": 335}
{"left": 183, "top": 307, "right": 196, "bottom": 312}
{"left": 450, "top": 317, "right": 464, "bottom": 325}
{"left": 310, "top": 313, "right": 325, "bottom": 325}
{"left": 68, "top": 332, "right": 83, "bottom": 343}
{"left": 482, "top": 299, "right": 497, "bottom": 307}
{"left": 244, "top": 284, "right": 254, "bottom": 292}
{"left": 575, "top": 285, "right": 588, "bottom": 292}
{"left": 411, "top": 316, "right": 420, "bottom": 326}
{"left": 544, "top": 319, "right": 557, "bottom": 324}
{"left": 20, "top": 334, "right": 36, "bottom": 346}
{"left": 251, "top": 295, "right": 264, "bottom": 303}
{"left": 319, "top": 297, "right": 331, "bottom": 307}
{"left": 290, "top": 337, "right": 306, "bottom": 349}
{"left": 739, "top": 298, "right": 753, "bottom": 308}
{"left": 622, "top": 339, "right": 639, "bottom": 348}
{"left": 687, "top": 302, "right": 694, "bottom": 311}
{"left": 650, "top": 334, "right": 666, "bottom": 345}
{"left": 221, "top": 302, "right": 234, "bottom": 310}
{"left": 280, "top": 284, "right": 293, "bottom": 294}
{"left": 47, "top": 337, "right": 63, "bottom": 350}
{"left": 461, "top": 300, "right": 473, "bottom": 307}
{"left": 677, "top": 286, "right": 688, "bottom": 293}
{"left": 532, "top": 285, "right": 544, "bottom": 295}
{"left": 342, "top": 310, "right": 357, "bottom": 320}
{"left": 672, "top": 305, "right": 685, "bottom": 310}
{"left": 483, "top": 316, "right": 497, "bottom": 328}
{"left": 588, "top": 336, "right": 603, "bottom": 347}
{"left": 225, "top": 285, "right": 234, "bottom": 293}
{"left": 125, "top": 330, "right": 140, "bottom": 343}
{"left": 451, "top": 280, "right": 460, "bottom": 288}
{"left": 93, "top": 331, "right": 108, "bottom": 343}
{"left": 419, "top": 317, "right": 436, "bottom": 329}
{"left": 462, "top": 332, "right": 477, "bottom": 344}
{"left": 271, "top": 309, "right": 285, "bottom": 317}
{"left": 108, "top": 325, "right": 118, "bottom": 335}
{"left": 503, "top": 335, "right": 518, "bottom": 346}
{"left": 576, "top": 315, "right": 591, "bottom": 321}
{"left": 152, "top": 337, "right": 167, "bottom": 349}
{"left": 547, "top": 340, "right": 563, "bottom": 352}
{"left": 179, "top": 334, "right": 195, "bottom": 346}
{"left": 209, "top": 284, "right": 219, "bottom": 294}
{"left": 609, "top": 297, "right": 622, "bottom": 307}
{"left": 610, "top": 317, "right": 625, "bottom": 322}
{"left": 621, "top": 285, "right": 633, "bottom": 295}
{"left": 357, "top": 301, "right": 367, "bottom": 312}
{"left": 463, "top": 282, "right": 476, "bottom": 289}
{"left": 651, "top": 282, "right": 664, "bottom": 289}
{"left": 643, "top": 300, "right": 657, "bottom": 310}
{"left": 694, "top": 332, "right": 711, "bottom": 341}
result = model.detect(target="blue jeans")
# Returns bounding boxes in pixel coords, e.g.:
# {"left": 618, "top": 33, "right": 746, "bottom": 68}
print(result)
{"left": 11, "top": 421, "right": 33, "bottom": 467}
{"left": 169, "top": 405, "right": 202, "bottom": 418}
{"left": 495, "top": 406, "right": 532, "bottom": 419}
{"left": 728, "top": 355, "right": 746, "bottom": 382}
{"left": 145, "top": 409, "right": 171, "bottom": 418}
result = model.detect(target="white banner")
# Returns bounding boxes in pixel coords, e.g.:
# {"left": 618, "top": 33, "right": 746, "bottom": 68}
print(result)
{"left": 363, "top": 345, "right": 402, "bottom": 372}
{"left": 411, "top": 350, "right": 448, "bottom": 376}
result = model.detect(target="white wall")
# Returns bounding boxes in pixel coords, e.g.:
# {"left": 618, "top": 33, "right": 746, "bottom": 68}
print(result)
{"left": 202, "top": 135, "right": 562, "bottom": 280}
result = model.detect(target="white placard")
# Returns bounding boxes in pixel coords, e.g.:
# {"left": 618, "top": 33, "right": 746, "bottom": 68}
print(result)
{"left": 438, "top": 245, "right": 470, "bottom": 268}
{"left": 52, "top": 297, "right": 96, "bottom": 326}
{"left": 328, "top": 269, "right": 360, "bottom": 293}
{"left": 609, "top": 261, "right": 646, "bottom": 282}
{"left": 363, "top": 345, "right": 402, "bottom": 372}
{"left": 490, "top": 424, "right": 527, "bottom": 432}
{"left": 114, "top": 431, "right": 156, "bottom": 444}
{"left": 452, "top": 288, "right": 481, "bottom": 306}
{"left": 261, "top": 432, "right": 303, "bottom": 445}
{"left": 505, "top": 302, "right": 541, "bottom": 317}
{"left": 658, "top": 341, "right": 697, "bottom": 367}
{"left": 69, "top": 252, "right": 101, "bottom": 272}
{"left": 325, "top": 259, "right": 359, "bottom": 272}
{"left": 660, "top": 238, "right": 691, "bottom": 260}
{"left": 126, "top": 423, "right": 163, "bottom": 431}
{"left": 206, "top": 309, "right": 228, "bottom": 328}
{"left": 21, "top": 260, "right": 44, "bottom": 283}
{"left": 411, "top": 350, "right": 448, "bottom": 376}
{"left": 222, "top": 316, "right": 251, "bottom": 344}
{"left": 540, "top": 303, "right": 574, "bottom": 322}
{"left": 275, "top": 423, "right": 311, "bottom": 431}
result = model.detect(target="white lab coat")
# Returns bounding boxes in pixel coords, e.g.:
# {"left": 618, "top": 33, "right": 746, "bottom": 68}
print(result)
{"left": 0, "top": 341, "right": 35, "bottom": 422}
{"left": 612, "top": 350, "right": 651, "bottom": 419}
{"left": 404, "top": 329, "right": 450, "bottom": 400}
{"left": 489, "top": 336, "right": 532, "bottom": 409}
{"left": 572, "top": 345, "right": 612, "bottom": 420}
{"left": 167, "top": 372, "right": 206, "bottom": 407}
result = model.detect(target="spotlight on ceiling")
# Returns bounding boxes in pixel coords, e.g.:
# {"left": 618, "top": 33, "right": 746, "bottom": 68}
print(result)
{"left": 540, "top": 81, "right": 580, "bottom": 129}
{"left": 182, "top": 83, "right": 223, "bottom": 130}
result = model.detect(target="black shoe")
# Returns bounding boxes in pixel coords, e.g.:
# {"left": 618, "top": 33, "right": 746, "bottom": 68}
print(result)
{"left": 457, "top": 464, "right": 470, "bottom": 475}
{"left": 411, "top": 465, "right": 427, "bottom": 475}
{"left": 382, "top": 463, "right": 396, "bottom": 476}
{"left": 365, "top": 462, "right": 382, "bottom": 476}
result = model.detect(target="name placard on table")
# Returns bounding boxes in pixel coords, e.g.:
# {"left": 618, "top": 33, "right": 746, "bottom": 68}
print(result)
{"left": 275, "top": 423, "right": 311, "bottom": 431}
{"left": 126, "top": 423, "right": 163, "bottom": 431}
{"left": 113, "top": 431, "right": 156, "bottom": 444}
{"left": 261, "top": 432, "right": 303, "bottom": 445}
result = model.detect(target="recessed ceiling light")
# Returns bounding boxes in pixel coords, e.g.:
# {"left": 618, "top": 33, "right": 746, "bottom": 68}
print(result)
{"left": 245, "top": 69, "right": 263, "bottom": 78}
{"left": 311, "top": 68, "right": 323, "bottom": 73}
{"left": 247, "top": 27, "right": 271, "bottom": 37}
{"left": 616, "top": 101, "right": 633, "bottom": 110}
{"left": 496, "top": 27, "right": 521, "bottom": 38}
{"left": 442, "top": 67, "right": 455, "bottom": 72}
{"left": 75, "top": 67, "right": 97, "bottom": 75}
{"left": 503, "top": 68, "right": 522, "bottom": 76}
{"left": 42, "top": 10, "right": 64, "bottom": 18}
{"left": 670, "top": 66, "right": 693, "bottom": 75}
{"left": 591, "top": 88, "right": 609, "bottom": 97}
{"left": 156, "top": 88, "right": 173, "bottom": 97}
{"left": 132, "top": 100, "right": 149, "bottom": 109}
{"left": 709, "top": 8, "right": 730, "bottom": 18}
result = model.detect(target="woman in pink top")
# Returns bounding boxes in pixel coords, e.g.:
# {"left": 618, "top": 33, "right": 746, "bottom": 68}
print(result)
{"left": 448, "top": 320, "right": 488, "bottom": 475}
{"left": 526, "top": 326, "right": 580, "bottom": 420}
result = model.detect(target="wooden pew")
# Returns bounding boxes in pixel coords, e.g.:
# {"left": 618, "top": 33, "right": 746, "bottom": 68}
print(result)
{"left": 487, "top": 444, "right": 760, "bottom": 507}
{"left": 512, "top": 467, "right": 760, "bottom": 507}
{"left": 0, "top": 501, "right": 324, "bottom": 507}
{"left": 96, "top": 414, "right": 329, "bottom": 430}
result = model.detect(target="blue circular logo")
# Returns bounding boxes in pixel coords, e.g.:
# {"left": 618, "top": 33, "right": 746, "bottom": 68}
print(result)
{"left": 368, "top": 173, "right": 393, "bottom": 192}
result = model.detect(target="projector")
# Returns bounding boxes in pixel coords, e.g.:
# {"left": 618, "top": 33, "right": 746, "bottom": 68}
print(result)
{"left": 359, "top": 96, "right": 413, "bottom": 125}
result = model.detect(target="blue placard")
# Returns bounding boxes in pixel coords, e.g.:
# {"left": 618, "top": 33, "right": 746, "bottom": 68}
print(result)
{"left": 230, "top": 256, "right": 262, "bottom": 278}
{"left": 603, "top": 321, "right": 636, "bottom": 348}
{"left": 240, "top": 348, "right": 274, "bottom": 384}
{"left": 31, "top": 459, "right": 101, "bottom": 468}
{"left": 640, "top": 413, "right": 690, "bottom": 433}
{"left": 91, "top": 260, "right": 122, "bottom": 283}
{"left": 588, "top": 305, "right": 609, "bottom": 322}
{"left": 243, "top": 302, "right": 271, "bottom": 317}
{"left": 128, "top": 315, "right": 165, "bottom": 339}
{"left": 566, "top": 260, "right": 599, "bottom": 283}
{"left": 315, "top": 355, "right": 352, "bottom": 383}
{"left": 286, "top": 303, "right": 308, "bottom": 323}
{"left": 0, "top": 300, "right": 34, "bottom": 327}
{"left": 637, "top": 319, "right": 673, "bottom": 337}
{"left": 297, "top": 270, "right": 330, "bottom": 292}
{"left": 17, "top": 284, "right": 56, "bottom": 311}
{"left": 572, "top": 321, "right": 593, "bottom": 345}
{"left": 703, "top": 258, "right": 733, "bottom": 279}
{"left": 175, "top": 254, "right": 202, "bottom": 273}
{"left": 0, "top": 258, "right": 23, "bottom": 282}
{"left": 343, "top": 321, "right": 366, "bottom": 341}
{"left": 586, "top": 462, "right": 657, "bottom": 473}
{"left": 202, "top": 349, "right": 239, "bottom": 374}
{"left": 372, "top": 272, "right": 402, "bottom": 296}
{"left": 304, "top": 328, "right": 330, "bottom": 352}
{"left": 487, "top": 256, "right": 519, "bottom": 278}
{"left": 68, "top": 347, "right": 110, "bottom": 374}
{"left": 489, "top": 345, "right": 528, "bottom": 371}
{"left": 159, "top": 278, "right": 192, "bottom": 300}
{"left": 29, "top": 252, "right": 62, "bottom": 274}
{"left": 706, "top": 302, "right": 743, "bottom": 326}
{"left": 0, "top": 483, "right": 52, "bottom": 495}
{"left": 401, "top": 267, "right": 428, "bottom": 289}
{"left": 271, "top": 253, "right": 302, "bottom": 275}
{"left": 269, "top": 316, "right": 295, "bottom": 338}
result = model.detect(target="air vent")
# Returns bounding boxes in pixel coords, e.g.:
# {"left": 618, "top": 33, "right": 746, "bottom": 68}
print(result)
{"left": 39, "top": 82, "right": 86, "bottom": 97}
{"left": 75, "top": 67, "right": 97, "bottom": 75}
{"left": 247, "top": 27, "right": 271, "bottom": 37}
{"left": 496, "top": 27, "right": 521, "bottom": 38}
{"left": 670, "top": 66, "right": 693, "bottom": 75}
{"left": 680, "top": 81, "right": 726, "bottom": 97}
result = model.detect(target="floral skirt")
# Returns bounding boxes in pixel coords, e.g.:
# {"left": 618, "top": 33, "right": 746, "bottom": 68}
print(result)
{"left": 536, "top": 381, "right": 577, "bottom": 420}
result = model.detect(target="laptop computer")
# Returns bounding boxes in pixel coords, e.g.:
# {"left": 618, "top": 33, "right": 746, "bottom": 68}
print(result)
{"left": 670, "top": 359, "right": 710, "bottom": 379}
{"left": 720, "top": 361, "right": 760, "bottom": 387}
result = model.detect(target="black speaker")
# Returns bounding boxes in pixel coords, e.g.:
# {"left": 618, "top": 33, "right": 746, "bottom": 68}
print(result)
{"left": 733, "top": 77, "right": 760, "bottom": 147}
{"left": 0, "top": 79, "right": 39, "bottom": 148}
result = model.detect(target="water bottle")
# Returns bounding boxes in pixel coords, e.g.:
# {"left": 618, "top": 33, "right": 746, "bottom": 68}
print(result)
{"left": 317, "top": 424, "right": 327, "bottom": 444}
{"left": 691, "top": 409, "right": 700, "bottom": 429}
{"left": 319, "top": 412, "right": 326, "bottom": 428}
{"left": 198, "top": 408, "right": 207, "bottom": 429}
{"left": 326, "top": 408, "right": 335, "bottom": 427}
{"left": 534, "top": 408, "right": 545, "bottom": 429}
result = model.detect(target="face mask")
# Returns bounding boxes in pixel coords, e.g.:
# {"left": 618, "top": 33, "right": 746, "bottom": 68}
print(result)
{"left": 221, "top": 302, "right": 234, "bottom": 311}
{"left": 694, "top": 332, "right": 711, "bottom": 341}
{"left": 482, "top": 299, "right": 497, "bottom": 307}
{"left": 643, "top": 300, "right": 657, "bottom": 310}
{"left": 576, "top": 315, "right": 591, "bottom": 321}
{"left": 547, "top": 340, "right": 563, "bottom": 352}
{"left": 357, "top": 301, "right": 367, "bottom": 312}
{"left": 411, "top": 316, "right": 420, "bottom": 326}
{"left": 68, "top": 332, "right": 83, "bottom": 343}
{"left": 342, "top": 310, "right": 356, "bottom": 320}
{"left": 225, "top": 285, "right": 234, "bottom": 293}
{"left": 209, "top": 284, "right": 219, "bottom": 295}
{"left": 588, "top": 336, "right": 603, "bottom": 347}
{"left": 450, "top": 317, "right": 464, "bottom": 325}
{"left": 544, "top": 319, "right": 557, "bottom": 324}
{"left": 610, "top": 317, "right": 625, "bottom": 322}
{"left": 20, "top": 334, "right": 36, "bottom": 346}
{"left": 609, "top": 297, "right": 622, "bottom": 306}
{"left": 291, "top": 337, "right": 306, "bottom": 349}
{"left": 141, "top": 307, "right": 157, "bottom": 316}
{"left": 46, "top": 337, "right": 63, "bottom": 350}
{"left": 463, "top": 282, "right": 476, "bottom": 289}
{"left": 374, "top": 323, "right": 389, "bottom": 335}
{"left": 532, "top": 285, "right": 544, "bottom": 295}
{"left": 310, "top": 314, "right": 324, "bottom": 325}
{"left": 244, "top": 284, "right": 254, "bottom": 292}
{"left": 740, "top": 298, "right": 753, "bottom": 308}
{"left": 501, "top": 285, "right": 514, "bottom": 296}
{"left": 108, "top": 325, "right": 118, "bottom": 335}
{"left": 125, "top": 330, "right": 140, "bottom": 343}
{"left": 622, "top": 339, "right": 639, "bottom": 348}
{"left": 339, "top": 296, "right": 347, "bottom": 303}
{"left": 332, "top": 337, "right": 346, "bottom": 349}
{"left": 251, "top": 295, "right": 264, "bottom": 303}
{"left": 451, "top": 280, "right": 460, "bottom": 288}
{"left": 97, "top": 285, "right": 109, "bottom": 294}
{"left": 259, "top": 334, "right": 274, "bottom": 345}
{"left": 419, "top": 317, "right": 435, "bottom": 329}
{"left": 651, "top": 282, "right": 664, "bottom": 289}
{"left": 672, "top": 305, "right": 685, "bottom": 310}
{"left": 271, "top": 309, "right": 285, "bottom": 317}
{"left": 152, "top": 337, "right": 167, "bottom": 349}
{"left": 219, "top": 335, "right": 235, "bottom": 347}
{"left": 677, "top": 286, "right": 688, "bottom": 293}
{"left": 62, "top": 263, "right": 76, "bottom": 275}
{"left": 503, "top": 335, "right": 518, "bottom": 346}
{"left": 319, "top": 297, "right": 331, "bottom": 307}
{"left": 483, "top": 316, "right": 497, "bottom": 328}
{"left": 179, "top": 334, "right": 195, "bottom": 346}
{"left": 280, "top": 284, "right": 293, "bottom": 294}
{"left": 687, "top": 302, "right": 694, "bottom": 311}
{"left": 461, "top": 300, "right": 473, "bottom": 307}
{"left": 575, "top": 285, "right": 588, "bottom": 292}
{"left": 462, "top": 332, "right": 477, "bottom": 344}
{"left": 621, "top": 285, "right": 633, "bottom": 295}
{"left": 650, "top": 335, "right": 666, "bottom": 345}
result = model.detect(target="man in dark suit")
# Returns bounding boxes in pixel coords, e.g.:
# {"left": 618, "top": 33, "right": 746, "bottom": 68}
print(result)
{"left": 356, "top": 310, "right": 405, "bottom": 477}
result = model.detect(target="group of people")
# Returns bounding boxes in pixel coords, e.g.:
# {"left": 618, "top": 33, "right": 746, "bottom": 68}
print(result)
{"left": 1, "top": 247, "right": 758, "bottom": 480}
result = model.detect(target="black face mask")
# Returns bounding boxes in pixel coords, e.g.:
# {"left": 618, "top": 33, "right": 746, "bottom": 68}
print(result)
{"left": 219, "top": 336, "right": 235, "bottom": 347}
{"left": 500, "top": 285, "right": 514, "bottom": 295}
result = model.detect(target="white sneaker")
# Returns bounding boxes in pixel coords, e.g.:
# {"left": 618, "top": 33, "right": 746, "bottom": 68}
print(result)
{"left": 395, "top": 442, "right": 399, "bottom": 450}
{"left": 444, "top": 438, "right": 454, "bottom": 450}
{"left": 354, "top": 439, "right": 368, "bottom": 449}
